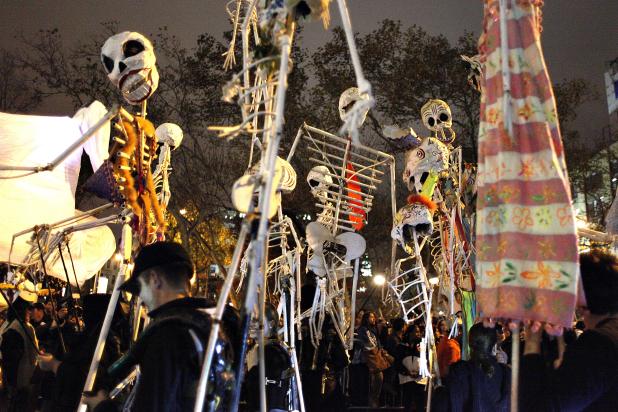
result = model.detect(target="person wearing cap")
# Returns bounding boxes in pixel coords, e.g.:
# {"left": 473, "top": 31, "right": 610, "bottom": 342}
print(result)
{"left": 84, "top": 241, "right": 234, "bottom": 412}
{"left": 520, "top": 250, "right": 618, "bottom": 411}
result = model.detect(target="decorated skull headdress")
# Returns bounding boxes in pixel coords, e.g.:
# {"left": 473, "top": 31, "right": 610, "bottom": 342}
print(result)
{"left": 421, "top": 99, "right": 455, "bottom": 144}
{"left": 403, "top": 137, "right": 449, "bottom": 194}
{"left": 101, "top": 32, "right": 159, "bottom": 105}
{"left": 391, "top": 199, "right": 437, "bottom": 254}
{"left": 338, "top": 87, "right": 370, "bottom": 129}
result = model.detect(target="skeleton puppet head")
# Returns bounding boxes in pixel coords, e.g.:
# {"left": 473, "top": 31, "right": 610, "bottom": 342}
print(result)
{"left": 421, "top": 99, "right": 455, "bottom": 144}
{"left": 391, "top": 202, "right": 435, "bottom": 254}
{"left": 403, "top": 137, "right": 449, "bottom": 193}
{"left": 101, "top": 32, "right": 159, "bottom": 105}
{"left": 307, "top": 165, "right": 333, "bottom": 201}
{"left": 338, "top": 87, "right": 369, "bottom": 128}
{"left": 155, "top": 123, "right": 183, "bottom": 149}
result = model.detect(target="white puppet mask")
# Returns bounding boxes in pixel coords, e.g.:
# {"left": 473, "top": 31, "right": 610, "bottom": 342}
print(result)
{"left": 307, "top": 165, "right": 333, "bottom": 201}
{"left": 338, "top": 87, "right": 369, "bottom": 129}
{"left": 421, "top": 99, "right": 455, "bottom": 144}
{"left": 403, "top": 137, "right": 449, "bottom": 193}
{"left": 101, "top": 32, "right": 159, "bottom": 105}
{"left": 391, "top": 203, "right": 434, "bottom": 254}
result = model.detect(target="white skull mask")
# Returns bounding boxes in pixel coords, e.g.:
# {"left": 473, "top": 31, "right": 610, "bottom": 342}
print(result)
{"left": 307, "top": 165, "right": 333, "bottom": 201}
{"left": 155, "top": 123, "right": 183, "bottom": 149}
{"left": 101, "top": 32, "right": 159, "bottom": 105}
{"left": 338, "top": 87, "right": 369, "bottom": 128}
{"left": 421, "top": 99, "right": 455, "bottom": 143}
{"left": 391, "top": 203, "right": 434, "bottom": 254}
{"left": 403, "top": 137, "right": 449, "bottom": 193}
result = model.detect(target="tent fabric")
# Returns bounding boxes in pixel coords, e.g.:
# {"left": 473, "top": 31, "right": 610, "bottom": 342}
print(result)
{"left": 0, "top": 102, "right": 115, "bottom": 285}
{"left": 475, "top": 0, "right": 579, "bottom": 327}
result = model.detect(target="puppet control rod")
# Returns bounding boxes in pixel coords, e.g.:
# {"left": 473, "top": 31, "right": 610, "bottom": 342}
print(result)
{"left": 0, "top": 105, "right": 124, "bottom": 173}
{"left": 77, "top": 223, "right": 133, "bottom": 412}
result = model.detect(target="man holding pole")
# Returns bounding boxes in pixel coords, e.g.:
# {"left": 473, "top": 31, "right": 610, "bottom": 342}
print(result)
{"left": 77, "top": 241, "right": 233, "bottom": 411}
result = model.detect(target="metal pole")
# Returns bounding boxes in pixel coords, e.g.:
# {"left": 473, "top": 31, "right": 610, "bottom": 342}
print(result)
{"left": 47, "top": 105, "right": 120, "bottom": 171}
{"left": 57, "top": 243, "right": 81, "bottom": 331}
{"left": 35, "top": 232, "right": 66, "bottom": 354}
{"left": 390, "top": 159, "right": 398, "bottom": 281}
{"left": 193, "top": 217, "right": 251, "bottom": 412}
{"left": 65, "top": 241, "right": 84, "bottom": 300}
{"left": 511, "top": 323, "right": 520, "bottom": 412}
{"left": 348, "top": 257, "right": 360, "bottom": 349}
{"left": 77, "top": 223, "right": 132, "bottom": 412}
{"left": 288, "top": 277, "right": 305, "bottom": 412}
{"left": 227, "top": 29, "right": 292, "bottom": 412}
{"left": 335, "top": 0, "right": 369, "bottom": 89}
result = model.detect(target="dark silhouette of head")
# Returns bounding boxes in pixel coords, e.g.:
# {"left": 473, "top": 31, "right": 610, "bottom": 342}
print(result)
{"left": 468, "top": 322, "right": 498, "bottom": 377}
{"left": 580, "top": 250, "right": 618, "bottom": 315}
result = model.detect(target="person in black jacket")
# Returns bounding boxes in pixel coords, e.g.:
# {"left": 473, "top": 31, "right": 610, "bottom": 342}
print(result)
{"left": 434, "top": 322, "right": 511, "bottom": 412}
{"left": 0, "top": 295, "right": 39, "bottom": 412}
{"left": 84, "top": 241, "right": 235, "bottom": 412}
{"left": 38, "top": 294, "right": 125, "bottom": 412}
{"left": 521, "top": 250, "right": 618, "bottom": 412}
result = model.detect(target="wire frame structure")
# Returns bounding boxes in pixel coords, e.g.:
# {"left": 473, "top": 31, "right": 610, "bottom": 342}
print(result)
{"left": 289, "top": 124, "right": 396, "bottom": 235}
{"left": 288, "top": 123, "right": 397, "bottom": 349}
{"left": 388, "top": 256, "right": 431, "bottom": 324}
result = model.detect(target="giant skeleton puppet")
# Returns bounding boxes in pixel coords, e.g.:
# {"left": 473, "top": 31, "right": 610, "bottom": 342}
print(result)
{"left": 75, "top": 32, "right": 231, "bottom": 411}
{"left": 194, "top": 2, "right": 379, "bottom": 410}
{"left": 301, "top": 87, "right": 369, "bottom": 347}
{"left": 94, "top": 31, "right": 179, "bottom": 244}
{"left": 384, "top": 99, "right": 476, "bottom": 383}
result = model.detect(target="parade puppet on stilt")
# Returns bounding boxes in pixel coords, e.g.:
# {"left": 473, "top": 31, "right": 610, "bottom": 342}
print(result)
{"left": 198, "top": 1, "right": 381, "bottom": 410}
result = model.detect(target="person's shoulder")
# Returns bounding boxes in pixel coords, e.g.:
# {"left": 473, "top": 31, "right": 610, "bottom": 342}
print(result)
{"left": 448, "top": 338, "right": 460, "bottom": 348}
{"left": 577, "top": 323, "right": 618, "bottom": 349}
{"left": 446, "top": 359, "right": 471, "bottom": 379}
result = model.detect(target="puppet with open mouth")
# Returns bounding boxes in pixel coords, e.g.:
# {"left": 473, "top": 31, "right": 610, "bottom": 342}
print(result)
{"left": 101, "top": 32, "right": 159, "bottom": 105}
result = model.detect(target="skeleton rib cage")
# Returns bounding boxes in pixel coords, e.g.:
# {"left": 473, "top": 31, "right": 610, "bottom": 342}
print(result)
{"left": 288, "top": 123, "right": 396, "bottom": 350}
{"left": 388, "top": 256, "right": 431, "bottom": 324}
{"left": 291, "top": 123, "right": 395, "bottom": 234}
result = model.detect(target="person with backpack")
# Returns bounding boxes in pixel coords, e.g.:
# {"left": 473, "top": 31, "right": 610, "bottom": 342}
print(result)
{"left": 81, "top": 241, "right": 235, "bottom": 412}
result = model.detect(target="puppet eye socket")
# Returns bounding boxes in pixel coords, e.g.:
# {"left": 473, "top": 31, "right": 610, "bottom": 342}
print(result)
{"left": 123, "top": 40, "right": 145, "bottom": 58}
{"left": 102, "top": 55, "right": 114, "bottom": 73}
{"left": 308, "top": 179, "right": 320, "bottom": 188}
{"left": 427, "top": 117, "right": 435, "bottom": 127}
{"left": 439, "top": 113, "right": 449, "bottom": 122}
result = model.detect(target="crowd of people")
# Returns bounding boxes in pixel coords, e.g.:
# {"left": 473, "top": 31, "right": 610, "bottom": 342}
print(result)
{"left": 0, "top": 279, "right": 129, "bottom": 411}
{"left": 346, "top": 250, "right": 618, "bottom": 411}
{"left": 0, "top": 245, "right": 616, "bottom": 412}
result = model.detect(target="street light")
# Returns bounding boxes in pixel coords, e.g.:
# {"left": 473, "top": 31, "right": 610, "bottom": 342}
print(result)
{"left": 372, "top": 274, "right": 386, "bottom": 286}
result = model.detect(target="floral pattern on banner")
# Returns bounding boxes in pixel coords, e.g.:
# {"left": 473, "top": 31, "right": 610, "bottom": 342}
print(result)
{"left": 475, "top": 0, "right": 579, "bottom": 328}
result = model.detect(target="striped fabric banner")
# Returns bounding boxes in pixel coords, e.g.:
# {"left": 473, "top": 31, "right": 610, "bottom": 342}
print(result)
{"left": 476, "top": 0, "right": 579, "bottom": 327}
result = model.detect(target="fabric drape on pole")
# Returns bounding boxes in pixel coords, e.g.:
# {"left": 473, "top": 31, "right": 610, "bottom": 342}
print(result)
{"left": 475, "top": 0, "right": 579, "bottom": 328}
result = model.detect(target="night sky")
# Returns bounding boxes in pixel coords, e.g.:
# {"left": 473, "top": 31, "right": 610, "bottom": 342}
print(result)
{"left": 1, "top": 1, "right": 616, "bottom": 145}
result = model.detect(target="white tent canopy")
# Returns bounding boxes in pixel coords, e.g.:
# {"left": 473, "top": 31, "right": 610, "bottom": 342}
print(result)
{"left": 0, "top": 101, "right": 116, "bottom": 285}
